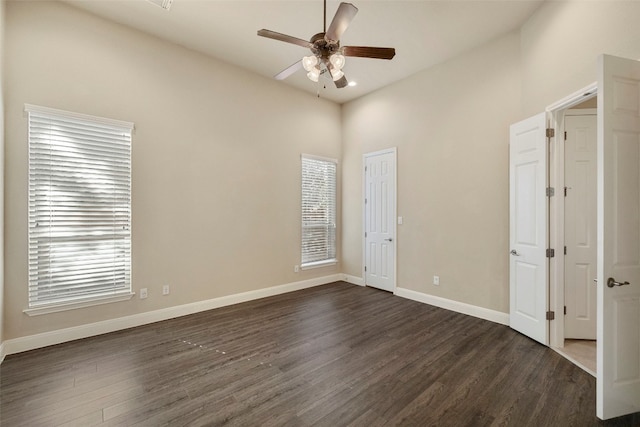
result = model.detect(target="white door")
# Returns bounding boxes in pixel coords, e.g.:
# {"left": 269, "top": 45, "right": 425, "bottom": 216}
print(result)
{"left": 596, "top": 54, "right": 640, "bottom": 420}
{"left": 364, "top": 149, "right": 396, "bottom": 292}
{"left": 565, "top": 113, "right": 598, "bottom": 339}
{"left": 509, "top": 113, "right": 549, "bottom": 345}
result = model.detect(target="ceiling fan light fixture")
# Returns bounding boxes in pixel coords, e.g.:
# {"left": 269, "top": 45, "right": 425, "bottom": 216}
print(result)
{"left": 302, "top": 55, "right": 319, "bottom": 72}
{"left": 329, "top": 53, "right": 346, "bottom": 70}
{"left": 307, "top": 67, "right": 321, "bottom": 82}
{"left": 328, "top": 65, "right": 344, "bottom": 81}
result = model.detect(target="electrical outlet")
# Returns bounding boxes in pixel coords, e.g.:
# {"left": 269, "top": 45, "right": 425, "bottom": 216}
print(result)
{"left": 162, "top": 285, "right": 170, "bottom": 295}
{"left": 294, "top": 265, "right": 299, "bottom": 273}
{"left": 139, "top": 288, "right": 148, "bottom": 299}
{"left": 433, "top": 276, "right": 440, "bottom": 286}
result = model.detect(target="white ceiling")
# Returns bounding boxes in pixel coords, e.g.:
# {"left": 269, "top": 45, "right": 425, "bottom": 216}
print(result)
{"left": 63, "top": 0, "right": 544, "bottom": 104}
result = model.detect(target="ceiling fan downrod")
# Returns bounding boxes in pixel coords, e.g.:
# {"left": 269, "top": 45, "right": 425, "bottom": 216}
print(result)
{"left": 323, "top": 0, "right": 326, "bottom": 33}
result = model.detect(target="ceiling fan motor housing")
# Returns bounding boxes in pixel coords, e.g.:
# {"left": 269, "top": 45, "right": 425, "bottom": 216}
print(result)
{"left": 310, "top": 32, "right": 341, "bottom": 59}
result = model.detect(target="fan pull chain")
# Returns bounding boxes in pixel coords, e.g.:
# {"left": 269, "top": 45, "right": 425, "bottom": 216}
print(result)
{"left": 316, "top": 82, "right": 327, "bottom": 98}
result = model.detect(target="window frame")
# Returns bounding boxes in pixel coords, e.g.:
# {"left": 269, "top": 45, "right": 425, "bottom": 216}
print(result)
{"left": 24, "top": 104, "right": 134, "bottom": 315}
{"left": 301, "top": 154, "right": 338, "bottom": 270}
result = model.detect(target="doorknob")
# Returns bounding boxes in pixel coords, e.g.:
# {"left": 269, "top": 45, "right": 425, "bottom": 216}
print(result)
{"left": 510, "top": 249, "right": 521, "bottom": 256}
{"left": 607, "top": 277, "right": 631, "bottom": 288}
{"left": 384, "top": 238, "right": 393, "bottom": 242}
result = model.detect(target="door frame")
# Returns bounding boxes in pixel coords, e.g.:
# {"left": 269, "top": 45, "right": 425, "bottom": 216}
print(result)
{"left": 547, "top": 82, "right": 598, "bottom": 349}
{"left": 362, "top": 147, "right": 397, "bottom": 291}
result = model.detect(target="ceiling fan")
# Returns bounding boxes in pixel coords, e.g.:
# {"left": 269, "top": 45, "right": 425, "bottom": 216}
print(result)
{"left": 257, "top": 0, "right": 396, "bottom": 89}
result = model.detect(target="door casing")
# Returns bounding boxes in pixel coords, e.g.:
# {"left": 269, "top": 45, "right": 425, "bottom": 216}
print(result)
{"left": 547, "top": 83, "right": 598, "bottom": 349}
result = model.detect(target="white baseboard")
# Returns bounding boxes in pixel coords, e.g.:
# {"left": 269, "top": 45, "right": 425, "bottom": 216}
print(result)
{"left": 343, "top": 274, "right": 365, "bottom": 286}
{"left": 2, "top": 274, "right": 342, "bottom": 358}
{"left": 394, "top": 287, "right": 509, "bottom": 326}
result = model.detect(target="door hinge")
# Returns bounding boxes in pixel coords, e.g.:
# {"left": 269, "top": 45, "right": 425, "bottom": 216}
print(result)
{"left": 546, "top": 311, "right": 555, "bottom": 320}
{"left": 546, "top": 248, "right": 555, "bottom": 258}
{"left": 564, "top": 306, "right": 567, "bottom": 315}
{"left": 564, "top": 246, "right": 567, "bottom": 255}
{"left": 365, "top": 232, "right": 367, "bottom": 238}
{"left": 365, "top": 198, "right": 368, "bottom": 204}
{"left": 546, "top": 128, "right": 555, "bottom": 138}
{"left": 364, "top": 266, "right": 367, "bottom": 272}
{"left": 564, "top": 131, "right": 567, "bottom": 141}
{"left": 564, "top": 187, "right": 568, "bottom": 197}
{"left": 365, "top": 166, "right": 368, "bottom": 172}
{"left": 546, "top": 187, "right": 555, "bottom": 197}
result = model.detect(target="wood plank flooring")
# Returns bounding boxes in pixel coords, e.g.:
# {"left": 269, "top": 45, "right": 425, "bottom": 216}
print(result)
{"left": 1, "top": 282, "right": 639, "bottom": 426}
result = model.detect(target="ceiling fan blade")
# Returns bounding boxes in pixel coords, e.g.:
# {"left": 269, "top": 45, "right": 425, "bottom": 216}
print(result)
{"left": 342, "top": 46, "right": 396, "bottom": 60}
{"left": 325, "top": 3, "right": 358, "bottom": 42}
{"left": 334, "top": 75, "right": 349, "bottom": 89}
{"left": 257, "top": 29, "right": 313, "bottom": 49}
{"left": 274, "top": 60, "right": 304, "bottom": 80}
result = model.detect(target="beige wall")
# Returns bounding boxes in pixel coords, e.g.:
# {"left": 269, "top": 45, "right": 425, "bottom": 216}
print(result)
{"left": 342, "top": 1, "right": 640, "bottom": 315}
{"left": 0, "top": 0, "right": 5, "bottom": 347}
{"left": 4, "top": 1, "right": 341, "bottom": 340}
{"left": 342, "top": 33, "right": 521, "bottom": 312}
{"left": 521, "top": 0, "right": 640, "bottom": 116}
{"left": 5, "top": 0, "right": 640, "bottom": 344}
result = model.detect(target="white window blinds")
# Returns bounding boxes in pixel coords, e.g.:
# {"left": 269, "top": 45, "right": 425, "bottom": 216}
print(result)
{"left": 26, "top": 104, "right": 133, "bottom": 309}
{"left": 301, "top": 155, "right": 337, "bottom": 267}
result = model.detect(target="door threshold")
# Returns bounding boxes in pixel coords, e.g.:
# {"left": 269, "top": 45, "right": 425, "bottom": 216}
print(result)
{"left": 552, "top": 346, "right": 596, "bottom": 378}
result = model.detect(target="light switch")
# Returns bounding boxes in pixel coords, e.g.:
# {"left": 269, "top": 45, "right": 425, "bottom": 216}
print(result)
{"left": 397, "top": 216, "right": 403, "bottom": 225}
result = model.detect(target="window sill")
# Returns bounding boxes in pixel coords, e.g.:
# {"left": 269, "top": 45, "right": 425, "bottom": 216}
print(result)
{"left": 301, "top": 259, "right": 338, "bottom": 270}
{"left": 24, "top": 292, "right": 135, "bottom": 316}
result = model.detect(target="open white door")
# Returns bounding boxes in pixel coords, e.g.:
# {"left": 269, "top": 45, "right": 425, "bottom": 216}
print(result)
{"left": 596, "top": 54, "right": 640, "bottom": 420}
{"left": 509, "top": 113, "right": 549, "bottom": 345}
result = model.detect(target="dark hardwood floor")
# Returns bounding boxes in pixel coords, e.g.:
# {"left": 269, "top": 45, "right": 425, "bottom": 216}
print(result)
{"left": 1, "top": 282, "right": 639, "bottom": 426}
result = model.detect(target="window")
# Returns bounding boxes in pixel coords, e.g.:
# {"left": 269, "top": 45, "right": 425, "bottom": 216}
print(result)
{"left": 26, "top": 104, "right": 134, "bottom": 313}
{"left": 301, "top": 154, "right": 337, "bottom": 268}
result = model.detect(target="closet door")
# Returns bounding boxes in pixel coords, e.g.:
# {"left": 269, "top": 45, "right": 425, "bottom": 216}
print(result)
{"left": 509, "top": 112, "right": 548, "bottom": 345}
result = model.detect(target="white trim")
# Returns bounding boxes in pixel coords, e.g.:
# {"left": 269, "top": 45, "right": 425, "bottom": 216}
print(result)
{"left": 1, "top": 274, "right": 341, "bottom": 358}
{"left": 0, "top": 342, "right": 6, "bottom": 364}
{"left": 547, "top": 86, "right": 598, "bottom": 349}
{"left": 548, "top": 107, "right": 566, "bottom": 349}
{"left": 343, "top": 274, "right": 365, "bottom": 286}
{"left": 301, "top": 153, "right": 338, "bottom": 164}
{"left": 24, "top": 292, "right": 135, "bottom": 316}
{"left": 394, "top": 287, "right": 509, "bottom": 326}
{"left": 300, "top": 259, "right": 338, "bottom": 270}
{"left": 300, "top": 155, "right": 338, "bottom": 267}
{"left": 24, "top": 103, "right": 134, "bottom": 131}
{"left": 546, "top": 82, "right": 597, "bottom": 112}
